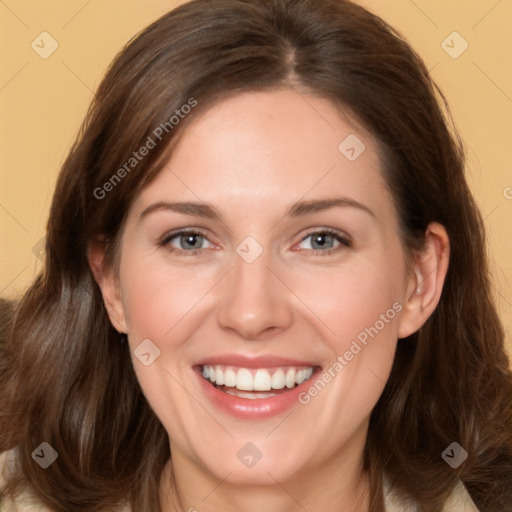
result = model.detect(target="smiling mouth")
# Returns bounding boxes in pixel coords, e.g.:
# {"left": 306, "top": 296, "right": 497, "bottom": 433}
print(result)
{"left": 198, "top": 364, "right": 318, "bottom": 399}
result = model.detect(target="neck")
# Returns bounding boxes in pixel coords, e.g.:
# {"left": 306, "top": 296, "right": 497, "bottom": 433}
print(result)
{"left": 159, "top": 433, "right": 371, "bottom": 512}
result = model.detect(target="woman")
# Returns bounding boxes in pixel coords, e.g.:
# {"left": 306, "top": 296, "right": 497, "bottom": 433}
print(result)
{"left": 1, "top": 0, "right": 511, "bottom": 511}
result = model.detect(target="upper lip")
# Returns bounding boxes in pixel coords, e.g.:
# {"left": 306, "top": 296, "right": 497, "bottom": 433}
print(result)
{"left": 194, "top": 354, "right": 321, "bottom": 369}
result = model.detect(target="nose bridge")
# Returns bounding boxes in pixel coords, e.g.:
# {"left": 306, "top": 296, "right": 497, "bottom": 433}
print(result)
{"left": 216, "top": 240, "right": 293, "bottom": 339}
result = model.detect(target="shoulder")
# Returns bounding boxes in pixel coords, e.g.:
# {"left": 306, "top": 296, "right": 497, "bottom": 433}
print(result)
{"left": 384, "top": 475, "right": 480, "bottom": 512}
{"left": 1, "top": 448, "right": 131, "bottom": 512}
{"left": 442, "top": 481, "right": 481, "bottom": 512}
{"left": 0, "top": 448, "right": 53, "bottom": 512}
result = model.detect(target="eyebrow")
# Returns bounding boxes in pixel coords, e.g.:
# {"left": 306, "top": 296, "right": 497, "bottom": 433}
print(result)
{"left": 139, "top": 197, "right": 375, "bottom": 222}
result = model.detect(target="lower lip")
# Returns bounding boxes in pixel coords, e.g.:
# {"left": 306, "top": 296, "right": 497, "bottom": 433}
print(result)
{"left": 194, "top": 367, "right": 320, "bottom": 419}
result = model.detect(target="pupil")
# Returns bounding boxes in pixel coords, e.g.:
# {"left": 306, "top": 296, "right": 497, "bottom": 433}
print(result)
{"left": 184, "top": 234, "right": 200, "bottom": 249}
{"left": 313, "top": 233, "right": 332, "bottom": 249}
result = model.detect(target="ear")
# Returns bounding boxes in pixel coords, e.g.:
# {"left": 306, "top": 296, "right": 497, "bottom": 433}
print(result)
{"left": 398, "top": 222, "right": 450, "bottom": 338}
{"left": 87, "top": 237, "right": 128, "bottom": 334}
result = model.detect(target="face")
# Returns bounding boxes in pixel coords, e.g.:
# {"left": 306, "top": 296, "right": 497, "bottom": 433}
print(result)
{"left": 100, "top": 89, "right": 418, "bottom": 486}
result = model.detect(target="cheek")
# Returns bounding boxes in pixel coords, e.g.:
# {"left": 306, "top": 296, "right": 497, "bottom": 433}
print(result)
{"left": 296, "top": 258, "right": 404, "bottom": 348}
{"left": 293, "top": 265, "right": 403, "bottom": 428}
{"left": 331, "top": 275, "right": 400, "bottom": 350}
{"left": 118, "top": 256, "right": 218, "bottom": 413}
{"left": 119, "top": 255, "right": 214, "bottom": 342}
{"left": 117, "top": 257, "right": 214, "bottom": 441}
{"left": 290, "top": 252, "right": 405, "bottom": 417}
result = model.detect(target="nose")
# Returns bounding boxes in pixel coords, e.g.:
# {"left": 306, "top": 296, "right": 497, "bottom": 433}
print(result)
{"left": 216, "top": 246, "right": 294, "bottom": 340}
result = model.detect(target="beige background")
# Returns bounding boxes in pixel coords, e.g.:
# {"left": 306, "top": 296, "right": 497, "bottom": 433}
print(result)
{"left": 0, "top": 0, "right": 511, "bottom": 357}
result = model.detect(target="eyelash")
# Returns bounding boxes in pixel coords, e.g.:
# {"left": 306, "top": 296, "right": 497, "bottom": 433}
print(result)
{"left": 158, "top": 228, "right": 352, "bottom": 257}
{"left": 298, "top": 228, "right": 352, "bottom": 256}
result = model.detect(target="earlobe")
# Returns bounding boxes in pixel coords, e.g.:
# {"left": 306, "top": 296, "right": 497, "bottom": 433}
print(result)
{"left": 398, "top": 222, "right": 450, "bottom": 339}
{"left": 87, "top": 238, "right": 128, "bottom": 334}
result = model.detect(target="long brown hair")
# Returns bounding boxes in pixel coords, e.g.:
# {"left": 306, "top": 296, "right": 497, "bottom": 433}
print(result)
{"left": 1, "top": 1, "right": 511, "bottom": 511}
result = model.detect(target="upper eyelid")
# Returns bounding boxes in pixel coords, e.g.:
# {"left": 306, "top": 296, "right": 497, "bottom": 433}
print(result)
{"left": 161, "top": 228, "right": 213, "bottom": 244}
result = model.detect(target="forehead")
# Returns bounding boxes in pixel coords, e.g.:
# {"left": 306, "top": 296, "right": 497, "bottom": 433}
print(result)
{"left": 130, "top": 88, "right": 394, "bottom": 223}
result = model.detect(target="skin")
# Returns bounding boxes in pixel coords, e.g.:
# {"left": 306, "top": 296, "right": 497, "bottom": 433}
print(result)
{"left": 89, "top": 88, "right": 450, "bottom": 512}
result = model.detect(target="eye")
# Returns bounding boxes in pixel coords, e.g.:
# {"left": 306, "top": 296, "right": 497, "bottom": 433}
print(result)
{"left": 159, "top": 230, "right": 213, "bottom": 255}
{"left": 296, "top": 229, "right": 352, "bottom": 256}
{"left": 158, "top": 228, "right": 352, "bottom": 257}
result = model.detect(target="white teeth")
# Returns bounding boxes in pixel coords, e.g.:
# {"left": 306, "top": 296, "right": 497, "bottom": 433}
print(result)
{"left": 223, "top": 388, "right": 279, "bottom": 399}
{"left": 271, "top": 369, "right": 286, "bottom": 389}
{"left": 253, "top": 369, "right": 272, "bottom": 391}
{"left": 296, "top": 368, "right": 313, "bottom": 383}
{"left": 237, "top": 368, "right": 253, "bottom": 391}
{"left": 285, "top": 369, "right": 296, "bottom": 388}
{"left": 201, "top": 364, "right": 315, "bottom": 392}
{"left": 223, "top": 368, "right": 237, "bottom": 387}
{"left": 215, "top": 367, "right": 224, "bottom": 386}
